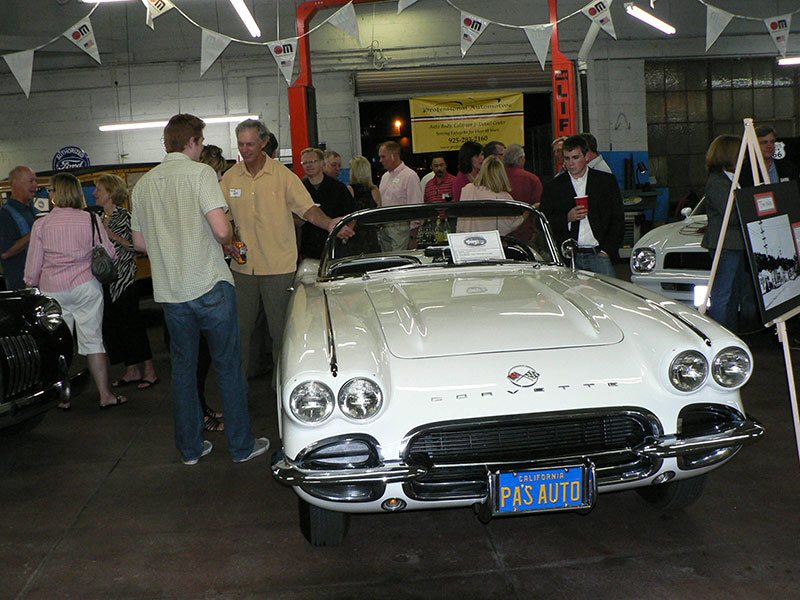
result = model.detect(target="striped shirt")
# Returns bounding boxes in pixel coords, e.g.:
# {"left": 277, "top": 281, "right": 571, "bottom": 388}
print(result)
{"left": 424, "top": 173, "right": 456, "bottom": 203}
{"left": 24, "top": 207, "right": 116, "bottom": 293}
{"left": 106, "top": 206, "right": 136, "bottom": 302}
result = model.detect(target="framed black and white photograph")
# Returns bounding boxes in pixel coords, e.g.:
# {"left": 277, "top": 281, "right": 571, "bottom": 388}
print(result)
{"left": 736, "top": 181, "right": 800, "bottom": 324}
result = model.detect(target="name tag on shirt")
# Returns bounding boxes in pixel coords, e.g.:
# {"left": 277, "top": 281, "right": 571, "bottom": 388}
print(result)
{"left": 229, "top": 188, "right": 242, "bottom": 198}
{"left": 393, "top": 177, "right": 401, "bottom": 184}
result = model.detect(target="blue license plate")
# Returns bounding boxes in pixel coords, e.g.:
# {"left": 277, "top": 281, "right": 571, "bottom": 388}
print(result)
{"left": 492, "top": 464, "right": 594, "bottom": 515}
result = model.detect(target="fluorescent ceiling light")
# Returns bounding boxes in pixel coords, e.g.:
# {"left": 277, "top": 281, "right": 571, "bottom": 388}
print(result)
{"left": 778, "top": 56, "right": 800, "bottom": 66}
{"left": 229, "top": 0, "right": 261, "bottom": 38}
{"left": 99, "top": 114, "right": 258, "bottom": 132}
{"left": 624, "top": 2, "right": 676, "bottom": 35}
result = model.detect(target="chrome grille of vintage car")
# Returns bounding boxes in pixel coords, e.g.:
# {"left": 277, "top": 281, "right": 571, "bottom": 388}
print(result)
{"left": 402, "top": 410, "right": 662, "bottom": 501}
{"left": 0, "top": 334, "right": 42, "bottom": 399}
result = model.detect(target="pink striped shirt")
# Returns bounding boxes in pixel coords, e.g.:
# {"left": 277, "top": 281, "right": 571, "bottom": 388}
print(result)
{"left": 24, "top": 207, "right": 116, "bottom": 293}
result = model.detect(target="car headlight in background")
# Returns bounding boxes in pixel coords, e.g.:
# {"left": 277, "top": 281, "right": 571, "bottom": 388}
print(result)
{"left": 35, "top": 298, "right": 63, "bottom": 332}
{"left": 669, "top": 350, "right": 708, "bottom": 392}
{"left": 338, "top": 378, "right": 383, "bottom": 420}
{"left": 290, "top": 381, "right": 335, "bottom": 423}
{"left": 712, "top": 347, "right": 751, "bottom": 388}
{"left": 631, "top": 247, "right": 657, "bottom": 273}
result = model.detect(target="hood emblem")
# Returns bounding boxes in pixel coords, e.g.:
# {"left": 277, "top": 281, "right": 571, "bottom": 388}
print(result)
{"left": 507, "top": 365, "right": 539, "bottom": 387}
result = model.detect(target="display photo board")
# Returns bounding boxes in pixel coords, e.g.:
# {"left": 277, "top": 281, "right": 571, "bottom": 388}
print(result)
{"left": 736, "top": 181, "right": 800, "bottom": 324}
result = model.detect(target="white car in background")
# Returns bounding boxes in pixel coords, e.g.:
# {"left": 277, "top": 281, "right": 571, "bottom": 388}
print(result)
{"left": 272, "top": 200, "right": 763, "bottom": 547}
{"left": 630, "top": 200, "right": 711, "bottom": 306}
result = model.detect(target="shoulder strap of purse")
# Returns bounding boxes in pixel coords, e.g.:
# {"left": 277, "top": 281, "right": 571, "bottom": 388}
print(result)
{"left": 90, "top": 212, "right": 101, "bottom": 246}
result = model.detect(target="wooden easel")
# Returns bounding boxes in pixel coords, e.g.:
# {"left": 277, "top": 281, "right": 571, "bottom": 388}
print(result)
{"left": 700, "top": 118, "right": 800, "bottom": 465}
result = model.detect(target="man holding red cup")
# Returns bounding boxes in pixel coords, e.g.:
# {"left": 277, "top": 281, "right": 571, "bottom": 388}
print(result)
{"left": 539, "top": 135, "right": 624, "bottom": 277}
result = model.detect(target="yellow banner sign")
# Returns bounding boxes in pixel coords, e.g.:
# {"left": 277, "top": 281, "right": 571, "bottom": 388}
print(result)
{"left": 410, "top": 91, "right": 524, "bottom": 153}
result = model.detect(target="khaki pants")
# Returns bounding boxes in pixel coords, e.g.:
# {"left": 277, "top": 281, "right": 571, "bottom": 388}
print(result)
{"left": 232, "top": 270, "right": 295, "bottom": 386}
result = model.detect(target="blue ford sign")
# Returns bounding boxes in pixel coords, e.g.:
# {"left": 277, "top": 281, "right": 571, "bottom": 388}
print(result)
{"left": 53, "top": 146, "right": 91, "bottom": 171}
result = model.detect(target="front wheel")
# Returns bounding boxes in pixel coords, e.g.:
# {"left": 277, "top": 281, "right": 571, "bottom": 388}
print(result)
{"left": 636, "top": 475, "right": 707, "bottom": 511}
{"left": 298, "top": 498, "right": 350, "bottom": 547}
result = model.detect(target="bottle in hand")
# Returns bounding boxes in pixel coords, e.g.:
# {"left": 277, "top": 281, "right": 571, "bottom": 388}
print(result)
{"left": 232, "top": 225, "right": 248, "bottom": 265}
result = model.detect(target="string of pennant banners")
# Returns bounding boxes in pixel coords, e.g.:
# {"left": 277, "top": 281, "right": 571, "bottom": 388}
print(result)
{"left": 3, "top": 0, "right": 799, "bottom": 99}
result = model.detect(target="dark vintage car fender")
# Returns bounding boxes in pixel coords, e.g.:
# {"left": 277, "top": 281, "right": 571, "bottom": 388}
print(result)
{"left": 0, "top": 289, "right": 87, "bottom": 434}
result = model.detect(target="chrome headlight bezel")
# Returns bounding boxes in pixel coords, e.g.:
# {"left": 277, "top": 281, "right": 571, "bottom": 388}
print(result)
{"left": 289, "top": 381, "right": 335, "bottom": 424}
{"left": 338, "top": 378, "right": 384, "bottom": 421}
{"left": 669, "top": 350, "right": 708, "bottom": 392}
{"left": 712, "top": 346, "right": 752, "bottom": 389}
{"left": 35, "top": 298, "right": 63, "bottom": 332}
{"left": 631, "top": 247, "right": 657, "bottom": 273}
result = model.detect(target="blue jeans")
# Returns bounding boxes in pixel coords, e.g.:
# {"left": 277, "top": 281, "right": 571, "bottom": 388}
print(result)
{"left": 707, "top": 249, "right": 757, "bottom": 332}
{"left": 162, "top": 281, "right": 255, "bottom": 462}
{"left": 575, "top": 252, "right": 616, "bottom": 277}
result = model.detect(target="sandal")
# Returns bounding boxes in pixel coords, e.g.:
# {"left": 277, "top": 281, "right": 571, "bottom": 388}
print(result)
{"left": 112, "top": 378, "right": 142, "bottom": 388}
{"left": 204, "top": 405, "right": 223, "bottom": 420}
{"left": 100, "top": 395, "right": 128, "bottom": 409}
{"left": 57, "top": 401, "right": 71, "bottom": 411}
{"left": 204, "top": 413, "right": 224, "bottom": 432}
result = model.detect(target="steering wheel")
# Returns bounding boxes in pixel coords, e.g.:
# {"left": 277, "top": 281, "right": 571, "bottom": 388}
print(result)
{"left": 500, "top": 235, "right": 536, "bottom": 262}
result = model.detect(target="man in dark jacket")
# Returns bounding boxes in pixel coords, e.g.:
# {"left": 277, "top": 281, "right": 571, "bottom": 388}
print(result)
{"left": 539, "top": 135, "right": 624, "bottom": 276}
{"left": 299, "top": 148, "right": 357, "bottom": 259}
{"left": 741, "top": 125, "right": 800, "bottom": 187}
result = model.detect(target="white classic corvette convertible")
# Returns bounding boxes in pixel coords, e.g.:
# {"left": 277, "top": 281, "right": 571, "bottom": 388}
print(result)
{"left": 272, "top": 200, "right": 763, "bottom": 546}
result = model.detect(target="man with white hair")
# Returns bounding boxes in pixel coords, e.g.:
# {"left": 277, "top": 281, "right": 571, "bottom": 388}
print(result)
{"left": 0, "top": 165, "right": 39, "bottom": 289}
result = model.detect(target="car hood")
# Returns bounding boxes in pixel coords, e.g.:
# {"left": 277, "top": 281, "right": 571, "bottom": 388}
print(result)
{"left": 334, "top": 269, "right": 626, "bottom": 359}
{"left": 635, "top": 215, "right": 708, "bottom": 253}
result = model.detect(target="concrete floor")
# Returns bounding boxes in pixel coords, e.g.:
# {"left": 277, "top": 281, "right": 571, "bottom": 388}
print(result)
{"left": 2, "top": 323, "right": 800, "bottom": 599}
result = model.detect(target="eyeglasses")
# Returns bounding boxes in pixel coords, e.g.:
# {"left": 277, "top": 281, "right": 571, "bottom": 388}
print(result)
{"left": 301, "top": 159, "right": 320, "bottom": 166}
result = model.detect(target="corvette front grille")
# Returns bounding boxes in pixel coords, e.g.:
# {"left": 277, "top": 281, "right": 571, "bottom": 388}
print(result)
{"left": 402, "top": 409, "right": 662, "bottom": 501}
{"left": 0, "top": 334, "right": 42, "bottom": 399}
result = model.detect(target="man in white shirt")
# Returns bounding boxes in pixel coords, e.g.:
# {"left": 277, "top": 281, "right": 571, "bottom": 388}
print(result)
{"left": 581, "top": 132, "right": 613, "bottom": 174}
{"left": 378, "top": 141, "right": 423, "bottom": 250}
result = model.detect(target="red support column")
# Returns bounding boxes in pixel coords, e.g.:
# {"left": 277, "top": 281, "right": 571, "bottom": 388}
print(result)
{"left": 289, "top": 0, "right": 378, "bottom": 173}
{"left": 549, "top": 0, "right": 578, "bottom": 147}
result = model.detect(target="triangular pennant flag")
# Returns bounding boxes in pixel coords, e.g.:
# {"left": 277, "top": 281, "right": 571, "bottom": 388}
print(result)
{"left": 63, "top": 16, "right": 101, "bottom": 64}
{"left": 705, "top": 5, "right": 734, "bottom": 51}
{"left": 200, "top": 29, "right": 231, "bottom": 77}
{"left": 328, "top": 2, "right": 361, "bottom": 46}
{"left": 3, "top": 50, "right": 34, "bottom": 98}
{"left": 581, "top": 0, "right": 616, "bottom": 40}
{"left": 461, "top": 12, "right": 490, "bottom": 57}
{"left": 397, "top": 0, "right": 420, "bottom": 13}
{"left": 141, "top": 0, "right": 175, "bottom": 31}
{"left": 765, "top": 14, "right": 792, "bottom": 57}
{"left": 269, "top": 38, "right": 298, "bottom": 84}
{"left": 523, "top": 24, "right": 553, "bottom": 70}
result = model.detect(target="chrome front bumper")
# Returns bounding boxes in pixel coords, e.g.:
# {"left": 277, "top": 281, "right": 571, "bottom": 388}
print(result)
{"left": 272, "top": 418, "right": 765, "bottom": 486}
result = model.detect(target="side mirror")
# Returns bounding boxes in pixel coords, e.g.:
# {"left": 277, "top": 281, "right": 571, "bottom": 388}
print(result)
{"left": 680, "top": 207, "right": 692, "bottom": 219}
{"left": 560, "top": 239, "right": 577, "bottom": 270}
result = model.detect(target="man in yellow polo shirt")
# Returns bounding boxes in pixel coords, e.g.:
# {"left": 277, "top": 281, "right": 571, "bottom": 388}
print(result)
{"left": 221, "top": 119, "right": 352, "bottom": 384}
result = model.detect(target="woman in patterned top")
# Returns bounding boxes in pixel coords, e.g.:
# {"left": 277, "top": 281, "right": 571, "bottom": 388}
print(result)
{"left": 95, "top": 174, "right": 159, "bottom": 389}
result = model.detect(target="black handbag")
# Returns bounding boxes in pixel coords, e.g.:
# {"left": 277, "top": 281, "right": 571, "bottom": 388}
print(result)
{"left": 90, "top": 213, "right": 118, "bottom": 284}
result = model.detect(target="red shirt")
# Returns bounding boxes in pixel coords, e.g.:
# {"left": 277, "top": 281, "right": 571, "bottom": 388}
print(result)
{"left": 506, "top": 166, "right": 543, "bottom": 206}
{"left": 424, "top": 173, "right": 456, "bottom": 203}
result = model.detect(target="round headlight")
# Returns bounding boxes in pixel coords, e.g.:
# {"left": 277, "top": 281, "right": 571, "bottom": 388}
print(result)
{"left": 290, "top": 381, "right": 334, "bottom": 423}
{"left": 712, "top": 346, "right": 752, "bottom": 388}
{"left": 36, "top": 298, "right": 63, "bottom": 332}
{"left": 631, "top": 247, "right": 656, "bottom": 273}
{"left": 338, "top": 378, "right": 383, "bottom": 420}
{"left": 669, "top": 350, "right": 708, "bottom": 392}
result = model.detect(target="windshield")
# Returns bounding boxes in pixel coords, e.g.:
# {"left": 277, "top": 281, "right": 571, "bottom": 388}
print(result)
{"left": 319, "top": 200, "right": 560, "bottom": 279}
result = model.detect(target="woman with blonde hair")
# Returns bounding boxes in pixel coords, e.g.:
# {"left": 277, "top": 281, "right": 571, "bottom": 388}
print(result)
{"left": 95, "top": 173, "right": 158, "bottom": 390}
{"left": 24, "top": 172, "right": 125, "bottom": 409}
{"left": 457, "top": 155, "right": 523, "bottom": 235}
{"left": 342, "top": 155, "right": 380, "bottom": 255}
{"left": 701, "top": 134, "right": 756, "bottom": 332}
